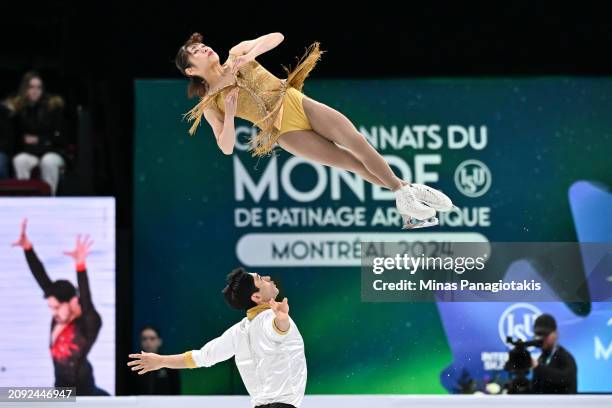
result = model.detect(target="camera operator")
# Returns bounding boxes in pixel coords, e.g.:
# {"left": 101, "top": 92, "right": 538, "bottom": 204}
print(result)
{"left": 531, "top": 314, "right": 577, "bottom": 394}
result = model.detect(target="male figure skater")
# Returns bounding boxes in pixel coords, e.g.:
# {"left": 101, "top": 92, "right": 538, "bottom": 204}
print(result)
{"left": 128, "top": 267, "right": 306, "bottom": 408}
{"left": 12, "top": 219, "right": 107, "bottom": 395}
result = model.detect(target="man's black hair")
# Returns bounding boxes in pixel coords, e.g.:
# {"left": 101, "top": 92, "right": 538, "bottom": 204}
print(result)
{"left": 44, "top": 280, "right": 77, "bottom": 303}
{"left": 222, "top": 267, "right": 258, "bottom": 310}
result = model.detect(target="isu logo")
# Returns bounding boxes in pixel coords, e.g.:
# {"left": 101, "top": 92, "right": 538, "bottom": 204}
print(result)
{"left": 454, "top": 159, "right": 491, "bottom": 198}
{"left": 498, "top": 303, "right": 542, "bottom": 348}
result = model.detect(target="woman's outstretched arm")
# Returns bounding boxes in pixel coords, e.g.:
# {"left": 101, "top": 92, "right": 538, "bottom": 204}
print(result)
{"left": 229, "top": 32, "right": 284, "bottom": 58}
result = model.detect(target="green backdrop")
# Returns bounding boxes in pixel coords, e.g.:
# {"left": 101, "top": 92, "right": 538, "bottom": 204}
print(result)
{"left": 134, "top": 77, "right": 612, "bottom": 394}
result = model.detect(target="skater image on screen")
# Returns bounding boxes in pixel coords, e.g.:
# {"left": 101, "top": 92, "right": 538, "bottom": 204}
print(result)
{"left": 12, "top": 218, "right": 108, "bottom": 396}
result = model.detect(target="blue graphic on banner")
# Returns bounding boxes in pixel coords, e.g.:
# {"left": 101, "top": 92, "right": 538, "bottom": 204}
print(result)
{"left": 437, "top": 181, "right": 612, "bottom": 393}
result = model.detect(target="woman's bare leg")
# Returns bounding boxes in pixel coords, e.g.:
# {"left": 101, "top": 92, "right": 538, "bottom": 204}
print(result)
{"left": 277, "top": 130, "right": 388, "bottom": 187}
{"left": 301, "top": 96, "right": 404, "bottom": 191}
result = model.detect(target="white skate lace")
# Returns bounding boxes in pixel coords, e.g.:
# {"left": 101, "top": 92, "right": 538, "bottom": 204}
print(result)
{"left": 410, "top": 184, "right": 450, "bottom": 208}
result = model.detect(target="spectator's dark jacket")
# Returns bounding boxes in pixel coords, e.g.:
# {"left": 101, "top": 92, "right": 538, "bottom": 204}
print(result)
{"left": 14, "top": 95, "right": 66, "bottom": 157}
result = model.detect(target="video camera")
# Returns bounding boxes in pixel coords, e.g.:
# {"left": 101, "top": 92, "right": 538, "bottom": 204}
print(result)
{"left": 503, "top": 336, "right": 544, "bottom": 394}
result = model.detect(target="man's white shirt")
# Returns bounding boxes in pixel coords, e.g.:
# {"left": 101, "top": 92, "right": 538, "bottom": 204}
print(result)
{"left": 189, "top": 307, "right": 307, "bottom": 407}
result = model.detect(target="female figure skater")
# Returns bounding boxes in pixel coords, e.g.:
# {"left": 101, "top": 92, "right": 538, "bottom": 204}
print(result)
{"left": 175, "top": 32, "right": 453, "bottom": 228}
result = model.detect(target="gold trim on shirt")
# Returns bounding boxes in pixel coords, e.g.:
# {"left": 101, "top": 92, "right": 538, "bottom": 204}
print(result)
{"left": 273, "top": 318, "right": 290, "bottom": 335}
{"left": 247, "top": 303, "right": 272, "bottom": 321}
{"left": 183, "top": 351, "right": 197, "bottom": 369}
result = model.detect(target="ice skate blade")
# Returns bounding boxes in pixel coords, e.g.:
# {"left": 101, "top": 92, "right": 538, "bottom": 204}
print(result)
{"left": 401, "top": 216, "right": 439, "bottom": 229}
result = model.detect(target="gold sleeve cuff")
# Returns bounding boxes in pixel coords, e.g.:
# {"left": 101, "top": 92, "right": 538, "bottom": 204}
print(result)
{"left": 273, "top": 318, "right": 290, "bottom": 335}
{"left": 183, "top": 351, "right": 197, "bottom": 369}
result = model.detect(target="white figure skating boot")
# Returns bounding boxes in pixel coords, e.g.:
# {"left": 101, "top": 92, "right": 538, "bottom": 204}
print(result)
{"left": 395, "top": 184, "right": 437, "bottom": 228}
{"left": 407, "top": 183, "right": 454, "bottom": 211}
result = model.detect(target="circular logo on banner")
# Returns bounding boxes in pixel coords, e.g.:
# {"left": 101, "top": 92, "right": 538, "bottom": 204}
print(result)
{"left": 498, "top": 303, "right": 542, "bottom": 349}
{"left": 454, "top": 159, "right": 492, "bottom": 198}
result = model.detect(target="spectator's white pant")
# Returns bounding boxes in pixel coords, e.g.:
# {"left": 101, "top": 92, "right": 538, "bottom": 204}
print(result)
{"left": 13, "top": 152, "right": 65, "bottom": 195}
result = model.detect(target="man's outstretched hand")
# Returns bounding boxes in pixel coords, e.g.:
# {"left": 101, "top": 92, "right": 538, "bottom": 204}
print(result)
{"left": 11, "top": 218, "right": 32, "bottom": 250}
{"left": 63, "top": 234, "right": 93, "bottom": 270}
{"left": 269, "top": 297, "right": 290, "bottom": 332}
{"left": 269, "top": 297, "right": 289, "bottom": 319}
{"left": 127, "top": 351, "right": 164, "bottom": 375}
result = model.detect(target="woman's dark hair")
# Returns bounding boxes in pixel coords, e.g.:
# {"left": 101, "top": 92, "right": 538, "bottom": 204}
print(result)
{"left": 175, "top": 32, "right": 209, "bottom": 98}
{"left": 44, "top": 280, "right": 77, "bottom": 303}
{"left": 10, "top": 71, "right": 44, "bottom": 112}
{"left": 222, "top": 267, "right": 259, "bottom": 310}
{"left": 6, "top": 70, "right": 63, "bottom": 113}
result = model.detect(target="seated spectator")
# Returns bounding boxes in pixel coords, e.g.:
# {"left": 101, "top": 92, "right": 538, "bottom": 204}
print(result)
{"left": 6, "top": 71, "right": 66, "bottom": 195}
{"left": 127, "top": 325, "right": 181, "bottom": 395}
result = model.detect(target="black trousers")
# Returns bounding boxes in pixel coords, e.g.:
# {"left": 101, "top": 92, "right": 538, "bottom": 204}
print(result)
{"left": 255, "top": 404, "right": 296, "bottom": 408}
